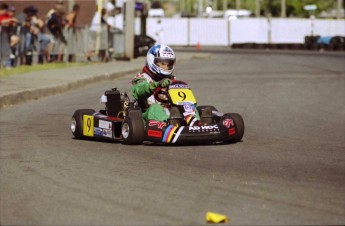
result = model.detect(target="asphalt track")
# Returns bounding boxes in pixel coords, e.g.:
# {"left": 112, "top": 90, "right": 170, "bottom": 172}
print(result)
{"left": 1, "top": 51, "right": 345, "bottom": 225}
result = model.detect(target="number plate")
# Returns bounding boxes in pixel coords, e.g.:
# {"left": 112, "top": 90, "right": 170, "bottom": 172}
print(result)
{"left": 169, "top": 89, "right": 197, "bottom": 105}
{"left": 83, "top": 115, "right": 94, "bottom": 137}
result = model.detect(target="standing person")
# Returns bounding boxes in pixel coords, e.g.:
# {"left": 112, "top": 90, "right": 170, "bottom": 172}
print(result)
{"left": 87, "top": 7, "right": 108, "bottom": 62}
{"left": 65, "top": 4, "right": 80, "bottom": 62}
{"left": 46, "top": 0, "right": 67, "bottom": 62}
{"left": 22, "top": 5, "right": 51, "bottom": 64}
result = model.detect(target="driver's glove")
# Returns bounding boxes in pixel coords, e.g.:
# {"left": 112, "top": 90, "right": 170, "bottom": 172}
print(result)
{"left": 159, "top": 78, "right": 172, "bottom": 88}
{"left": 149, "top": 78, "right": 171, "bottom": 92}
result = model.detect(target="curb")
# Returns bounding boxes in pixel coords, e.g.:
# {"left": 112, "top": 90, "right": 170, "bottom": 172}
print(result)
{"left": 0, "top": 69, "right": 138, "bottom": 109}
{"left": 0, "top": 52, "right": 211, "bottom": 109}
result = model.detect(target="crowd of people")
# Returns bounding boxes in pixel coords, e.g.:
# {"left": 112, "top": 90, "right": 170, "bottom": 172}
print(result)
{"left": 0, "top": 0, "right": 123, "bottom": 69}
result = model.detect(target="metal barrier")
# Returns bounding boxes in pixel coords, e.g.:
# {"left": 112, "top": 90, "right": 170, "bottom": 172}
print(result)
{"left": 1, "top": 25, "right": 125, "bottom": 67}
{"left": 0, "top": 25, "right": 11, "bottom": 68}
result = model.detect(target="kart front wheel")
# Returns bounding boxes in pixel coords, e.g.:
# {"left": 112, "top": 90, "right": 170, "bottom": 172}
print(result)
{"left": 71, "top": 109, "right": 96, "bottom": 139}
{"left": 222, "top": 113, "right": 244, "bottom": 143}
{"left": 121, "top": 116, "right": 144, "bottom": 145}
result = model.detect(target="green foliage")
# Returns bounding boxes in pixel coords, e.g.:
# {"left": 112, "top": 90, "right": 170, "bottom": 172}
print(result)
{"left": 257, "top": 0, "right": 336, "bottom": 17}
{"left": 166, "top": 0, "right": 341, "bottom": 18}
{"left": 0, "top": 62, "right": 88, "bottom": 77}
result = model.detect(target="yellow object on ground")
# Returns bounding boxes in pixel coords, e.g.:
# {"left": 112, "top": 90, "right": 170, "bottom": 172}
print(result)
{"left": 206, "top": 212, "right": 229, "bottom": 223}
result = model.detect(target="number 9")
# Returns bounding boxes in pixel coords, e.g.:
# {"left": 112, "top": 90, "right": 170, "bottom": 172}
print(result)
{"left": 87, "top": 118, "right": 91, "bottom": 132}
{"left": 178, "top": 91, "right": 186, "bottom": 101}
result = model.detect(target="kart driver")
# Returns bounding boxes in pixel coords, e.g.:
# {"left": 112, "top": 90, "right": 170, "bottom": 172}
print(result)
{"left": 131, "top": 44, "right": 201, "bottom": 125}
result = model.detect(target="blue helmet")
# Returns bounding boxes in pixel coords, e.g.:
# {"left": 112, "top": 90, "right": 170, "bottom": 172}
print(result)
{"left": 146, "top": 44, "right": 176, "bottom": 79}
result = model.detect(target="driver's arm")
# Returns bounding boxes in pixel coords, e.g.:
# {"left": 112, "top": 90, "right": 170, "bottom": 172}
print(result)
{"left": 131, "top": 79, "right": 153, "bottom": 100}
{"left": 131, "top": 78, "right": 171, "bottom": 100}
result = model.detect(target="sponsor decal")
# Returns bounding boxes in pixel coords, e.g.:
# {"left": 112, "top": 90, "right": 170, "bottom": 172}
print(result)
{"left": 162, "top": 47, "right": 174, "bottom": 57}
{"left": 223, "top": 118, "right": 234, "bottom": 128}
{"left": 183, "top": 104, "right": 196, "bottom": 117}
{"left": 99, "top": 120, "right": 112, "bottom": 129}
{"left": 162, "top": 125, "right": 178, "bottom": 143}
{"left": 172, "top": 126, "right": 184, "bottom": 143}
{"left": 169, "top": 84, "right": 190, "bottom": 89}
{"left": 148, "top": 130, "right": 163, "bottom": 138}
{"left": 148, "top": 120, "right": 167, "bottom": 129}
{"left": 103, "top": 128, "right": 113, "bottom": 138}
{"left": 94, "top": 127, "right": 103, "bottom": 136}
{"left": 228, "top": 128, "right": 236, "bottom": 136}
{"left": 185, "top": 115, "right": 198, "bottom": 126}
{"left": 183, "top": 104, "right": 193, "bottom": 113}
{"left": 189, "top": 125, "right": 219, "bottom": 133}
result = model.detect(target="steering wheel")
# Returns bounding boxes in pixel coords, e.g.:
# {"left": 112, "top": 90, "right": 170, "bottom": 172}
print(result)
{"left": 153, "top": 80, "right": 188, "bottom": 103}
{"left": 153, "top": 87, "right": 169, "bottom": 103}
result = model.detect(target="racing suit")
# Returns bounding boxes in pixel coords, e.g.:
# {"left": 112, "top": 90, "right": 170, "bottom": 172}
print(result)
{"left": 131, "top": 66, "right": 172, "bottom": 123}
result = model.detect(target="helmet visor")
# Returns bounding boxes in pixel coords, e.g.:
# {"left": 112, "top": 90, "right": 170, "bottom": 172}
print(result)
{"left": 154, "top": 58, "right": 175, "bottom": 70}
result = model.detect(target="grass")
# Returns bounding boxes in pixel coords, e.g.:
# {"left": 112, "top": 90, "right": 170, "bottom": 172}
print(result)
{"left": 0, "top": 62, "right": 89, "bottom": 77}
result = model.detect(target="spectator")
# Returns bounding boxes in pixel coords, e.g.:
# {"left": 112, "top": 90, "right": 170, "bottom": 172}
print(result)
{"left": 23, "top": 5, "right": 51, "bottom": 64}
{"left": 65, "top": 4, "right": 80, "bottom": 62}
{"left": 87, "top": 7, "right": 108, "bottom": 62}
{"left": 105, "top": 1, "right": 116, "bottom": 59}
{"left": 46, "top": 0, "right": 67, "bottom": 62}
{"left": 0, "top": 3, "right": 20, "bottom": 67}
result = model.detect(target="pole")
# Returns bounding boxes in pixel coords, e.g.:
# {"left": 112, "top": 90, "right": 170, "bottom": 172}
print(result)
{"left": 223, "top": 0, "right": 227, "bottom": 11}
{"left": 198, "top": 0, "right": 203, "bottom": 17}
{"left": 95, "top": 0, "right": 103, "bottom": 55}
{"left": 281, "top": 0, "right": 286, "bottom": 18}
{"left": 255, "top": 0, "right": 260, "bottom": 17}
{"left": 124, "top": 0, "right": 135, "bottom": 59}
{"left": 336, "top": 0, "right": 342, "bottom": 19}
{"left": 267, "top": 13, "right": 271, "bottom": 44}
{"left": 236, "top": 0, "right": 240, "bottom": 11}
{"left": 213, "top": 0, "right": 217, "bottom": 11}
{"left": 68, "top": 0, "right": 75, "bottom": 12}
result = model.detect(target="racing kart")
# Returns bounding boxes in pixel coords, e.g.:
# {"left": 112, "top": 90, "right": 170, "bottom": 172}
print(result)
{"left": 71, "top": 80, "right": 244, "bottom": 145}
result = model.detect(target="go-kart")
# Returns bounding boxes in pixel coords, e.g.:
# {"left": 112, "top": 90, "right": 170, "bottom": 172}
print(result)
{"left": 71, "top": 80, "right": 244, "bottom": 145}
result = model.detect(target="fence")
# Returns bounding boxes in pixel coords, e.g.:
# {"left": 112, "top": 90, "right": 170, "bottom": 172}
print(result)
{"left": 0, "top": 25, "right": 124, "bottom": 68}
{"left": 1, "top": 18, "right": 345, "bottom": 67}
{"left": 145, "top": 18, "right": 345, "bottom": 46}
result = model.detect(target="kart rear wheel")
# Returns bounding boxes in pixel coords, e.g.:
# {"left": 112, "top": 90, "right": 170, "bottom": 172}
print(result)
{"left": 223, "top": 113, "right": 244, "bottom": 143}
{"left": 71, "top": 109, "right": 96, "bottom": 139}
{"left": 121, "top": 115, "right": 144, "bottom": 145}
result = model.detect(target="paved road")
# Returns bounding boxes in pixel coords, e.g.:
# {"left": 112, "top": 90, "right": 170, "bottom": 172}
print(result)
{"left": 1, "top": 52, "right": 344, "bottom": 225}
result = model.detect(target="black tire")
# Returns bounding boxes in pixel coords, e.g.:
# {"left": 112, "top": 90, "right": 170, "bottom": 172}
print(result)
{"left": 222, "top": 113, "right": 244, "bottom": 143}
{"left": 121, "top": 115, "right": 144, "bottom": 145}
{"left": 71, "top": 109, "right": 96, "bottom": 139}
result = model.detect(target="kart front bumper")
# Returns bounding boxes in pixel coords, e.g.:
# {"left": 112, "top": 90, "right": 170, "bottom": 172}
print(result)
{"left": 145, "top": 124, "right": 237, "bottom": 144}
